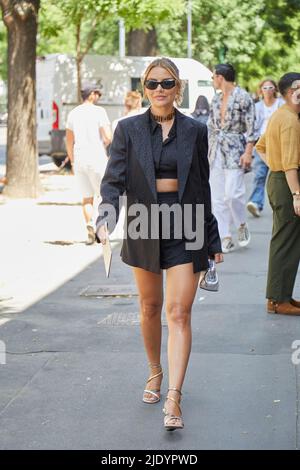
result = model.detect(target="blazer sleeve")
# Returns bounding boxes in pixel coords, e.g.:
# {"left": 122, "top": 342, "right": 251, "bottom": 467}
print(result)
{"left": 96, "top": 121, "right": 127, "bottom": 234}
{"left": 197, "top": 125, "right": 222, "bottom": 256}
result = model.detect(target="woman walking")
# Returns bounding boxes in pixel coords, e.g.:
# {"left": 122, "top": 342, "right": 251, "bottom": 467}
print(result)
{"left": 247, "top": 79, "right": 284, "bottom": 217}
{"left": 190, "top": 94, "right": 210, "bottom": 125}
{"left": 112, "top": 90, "right": 143, "bottom": 133}
{"left": 96, "top": 58, "right": 222, "bottom": 430}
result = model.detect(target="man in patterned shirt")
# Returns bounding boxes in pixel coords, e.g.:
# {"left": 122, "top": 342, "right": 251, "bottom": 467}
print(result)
{"left": 207, "top": 64, "right": 255, "bottom": 253}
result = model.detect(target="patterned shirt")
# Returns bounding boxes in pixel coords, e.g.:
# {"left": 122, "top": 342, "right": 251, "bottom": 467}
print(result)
{"left": 207, "top": 86, "right": 255, "bottom": 169}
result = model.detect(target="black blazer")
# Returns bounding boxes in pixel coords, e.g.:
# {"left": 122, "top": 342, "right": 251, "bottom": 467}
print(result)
{"left": 96, "top": 108, "right": 221, "bottom": 274}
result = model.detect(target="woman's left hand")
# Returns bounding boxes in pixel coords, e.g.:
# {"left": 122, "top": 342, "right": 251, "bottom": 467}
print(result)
{"left": 214, "top": 253, "right": 224, "bottom": 264}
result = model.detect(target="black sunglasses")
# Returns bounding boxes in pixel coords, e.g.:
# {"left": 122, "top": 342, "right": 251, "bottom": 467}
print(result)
{"left": 145, "top": 79, "right": 176, "bottom": 90}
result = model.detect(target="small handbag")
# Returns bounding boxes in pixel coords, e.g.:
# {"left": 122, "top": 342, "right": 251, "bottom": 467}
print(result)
{"left": 199, "top": 259, "right": 219, "bottom": 292}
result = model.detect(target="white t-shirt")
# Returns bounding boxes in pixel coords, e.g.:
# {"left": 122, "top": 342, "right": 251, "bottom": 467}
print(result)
{"left": 260, "top": 99, "right": 284, "bottom": 135}
{"left": 112, "top": 108, "right": 143, "bottom": 134}
{"left": 66, "top": 103, "right": 110, "bottom": 173}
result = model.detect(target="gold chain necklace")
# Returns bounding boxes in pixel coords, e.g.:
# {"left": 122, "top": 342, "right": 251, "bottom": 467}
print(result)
{"left": 150, "top": 109, "right": 175, "bottom": 122}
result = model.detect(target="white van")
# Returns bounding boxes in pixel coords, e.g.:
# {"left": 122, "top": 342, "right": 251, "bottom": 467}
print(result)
{"left": 36, "top": 54, "right": 214, "bottom": 163}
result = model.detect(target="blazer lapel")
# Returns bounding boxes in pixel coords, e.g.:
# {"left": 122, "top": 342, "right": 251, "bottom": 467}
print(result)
{"left": 176, "top": 111, "right": 198, "bottom": 201}
{"left": 129, "top": 110, "right": 157, "bottom": 202}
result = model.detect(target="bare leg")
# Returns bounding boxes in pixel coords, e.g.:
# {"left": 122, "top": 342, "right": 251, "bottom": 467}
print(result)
{"left": 133, "top": 267, "right": 163, "bottom": 401}
{"left": 82, "top": 197, "right": 94, "bottom": 225}
{"left": 82, "top": 197, "right": 96, "bottom": 244}
{"left": 165, "top": 263, "right": 200, "bottom": 416}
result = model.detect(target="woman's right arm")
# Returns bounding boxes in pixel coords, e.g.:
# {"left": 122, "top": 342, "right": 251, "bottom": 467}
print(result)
{"left": 96, "top": 121, "right": 127, "bottom": 239}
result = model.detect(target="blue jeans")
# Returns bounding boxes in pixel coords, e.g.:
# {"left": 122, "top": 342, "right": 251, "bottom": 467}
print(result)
{"left": 248, "top": 150, "right": 269, "bottom": 211}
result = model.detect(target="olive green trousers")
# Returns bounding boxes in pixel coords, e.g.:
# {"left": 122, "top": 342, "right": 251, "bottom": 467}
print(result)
{"left": 266, "top": 171, "right": 300, "bottom": 302}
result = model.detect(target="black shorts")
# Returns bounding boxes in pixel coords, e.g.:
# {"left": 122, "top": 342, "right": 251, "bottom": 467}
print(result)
{"left": 157, "top": 192, "right": 193, "bottom": 270}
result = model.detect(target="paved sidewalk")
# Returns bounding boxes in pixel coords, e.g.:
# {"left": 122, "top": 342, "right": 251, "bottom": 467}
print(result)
{"left": 0, "top": 170, "right": 300, "bottom": 450}
{"left": 0, "top": 167, "right": 103, "bottom": 314}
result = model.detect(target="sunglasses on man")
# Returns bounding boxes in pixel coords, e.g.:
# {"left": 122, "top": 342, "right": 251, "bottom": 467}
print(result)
{"left": 145, "top": 79, "right": 176, "bottom": 90}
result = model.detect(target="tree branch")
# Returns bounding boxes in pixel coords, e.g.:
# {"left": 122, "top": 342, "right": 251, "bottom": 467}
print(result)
{"left": 76, "top": 19, "right": 82, "bottom": 63}
{"left": 78, "top": 16, "right": 98, "bottom": 61}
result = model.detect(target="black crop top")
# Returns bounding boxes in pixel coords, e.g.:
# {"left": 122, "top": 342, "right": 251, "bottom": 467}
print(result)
{"left": 149, "top": 110, "right": 178, "bottom": 179}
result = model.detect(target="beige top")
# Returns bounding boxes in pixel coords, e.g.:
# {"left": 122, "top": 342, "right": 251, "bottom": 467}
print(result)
{"left": 256, "top": 104, "right": 300, "bottom": 171}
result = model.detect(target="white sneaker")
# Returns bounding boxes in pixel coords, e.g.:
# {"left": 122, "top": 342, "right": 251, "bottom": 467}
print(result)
{"left": 222, "top": 237, "right": 235, "bottom": 253}
{"left": 247, "top": 201, "right": 261, "bottom": 217}
{"left": 238, "top": 223, "right": 251, "bottom": 247}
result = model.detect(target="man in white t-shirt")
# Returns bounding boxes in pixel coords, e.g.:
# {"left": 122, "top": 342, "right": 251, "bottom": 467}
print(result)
{"left": 66, "top": 85, "right": 112, "bottom": 244}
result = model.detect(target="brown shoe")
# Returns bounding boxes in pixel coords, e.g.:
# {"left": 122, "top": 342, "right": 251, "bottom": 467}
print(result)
{"left": 267, "top": 300, "right": 300, "bottom": 316}
{"left": 291, "top": 299, "right": 300, "bottom": 308}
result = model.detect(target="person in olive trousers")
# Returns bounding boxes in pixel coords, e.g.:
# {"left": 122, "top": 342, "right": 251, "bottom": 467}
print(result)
{"left": 256, "top": 72, "right": 300, "bottom": 315}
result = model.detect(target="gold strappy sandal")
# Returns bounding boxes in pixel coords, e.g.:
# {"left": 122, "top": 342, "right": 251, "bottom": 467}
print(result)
{"left": 163, "top": 388, "right": 184, "bottom": 431}
{"left": 142, "top": 363, "right": 163, "bottom": 404}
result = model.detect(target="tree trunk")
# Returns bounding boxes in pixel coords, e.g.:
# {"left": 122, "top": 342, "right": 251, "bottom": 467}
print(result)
{"left": 127, "top": 28, "right": 158, "bottom": 56}
{"left": 76, "top": 55, "right": 83, "bottom": 105}
{"left": 1, "top": 0, "right": 41, "bottom": 198}
{"left": 75, "top": 17, "right": 98, "bottom": 103}
{"left": 75, "top": 20, "right": 82, "bottom": 104}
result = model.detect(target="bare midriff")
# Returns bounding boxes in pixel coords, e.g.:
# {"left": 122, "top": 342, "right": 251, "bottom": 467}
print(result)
{"left": 156, "top": 178, "right": 178, "bottom": 193}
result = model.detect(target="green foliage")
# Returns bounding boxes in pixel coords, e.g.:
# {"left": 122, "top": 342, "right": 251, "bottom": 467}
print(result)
{"left": 238, "top": 0, "right": 300, "bottom": 89}
{"left": 117, "top": 0, "right": 186, "bottom": 30}
{"left": 193, "top": 0, "right": 265, "bottom": 68}
{"left": 37, "top": 1, "right": 118, "bottom": 57}
{"left": 38, "top": 0, "right": 116, "bottom": 57}
{"left": 0, "top": 21, "right": 7, "bottom": 80}
{"left": 37, "top": 0, "right": 185, "bottom": 57}
{"left": 158, "top": 0, "right": 265, "bottom": 77}
{"left": 37, "top": 2, "right": 74, "bottom": 55}
{"left": 1, "top": 0, "right": 300, "bottom": 93}
{"left": 89, "top": 17, "right": 119, "bottom": 56}
{"left": 52, "top": 0, "right": 114, "bottom": 24}
{"left": 158, "top": 0, "right": 300, "bottom": 90}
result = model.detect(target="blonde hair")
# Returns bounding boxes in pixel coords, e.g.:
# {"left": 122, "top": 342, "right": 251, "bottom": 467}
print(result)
{"left": 141, "top": 57, "right": 185, "bottom": 106}
{"left": 124, "top": 90, "right": 142, "bottom": 111}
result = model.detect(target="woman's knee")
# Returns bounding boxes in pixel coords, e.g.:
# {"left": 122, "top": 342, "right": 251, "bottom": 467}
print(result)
{"left": 166, "top": 302, "right": 191, "bottom": 327}
{"left": 140, "top": 299, "right": 162, "bottom": 320}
